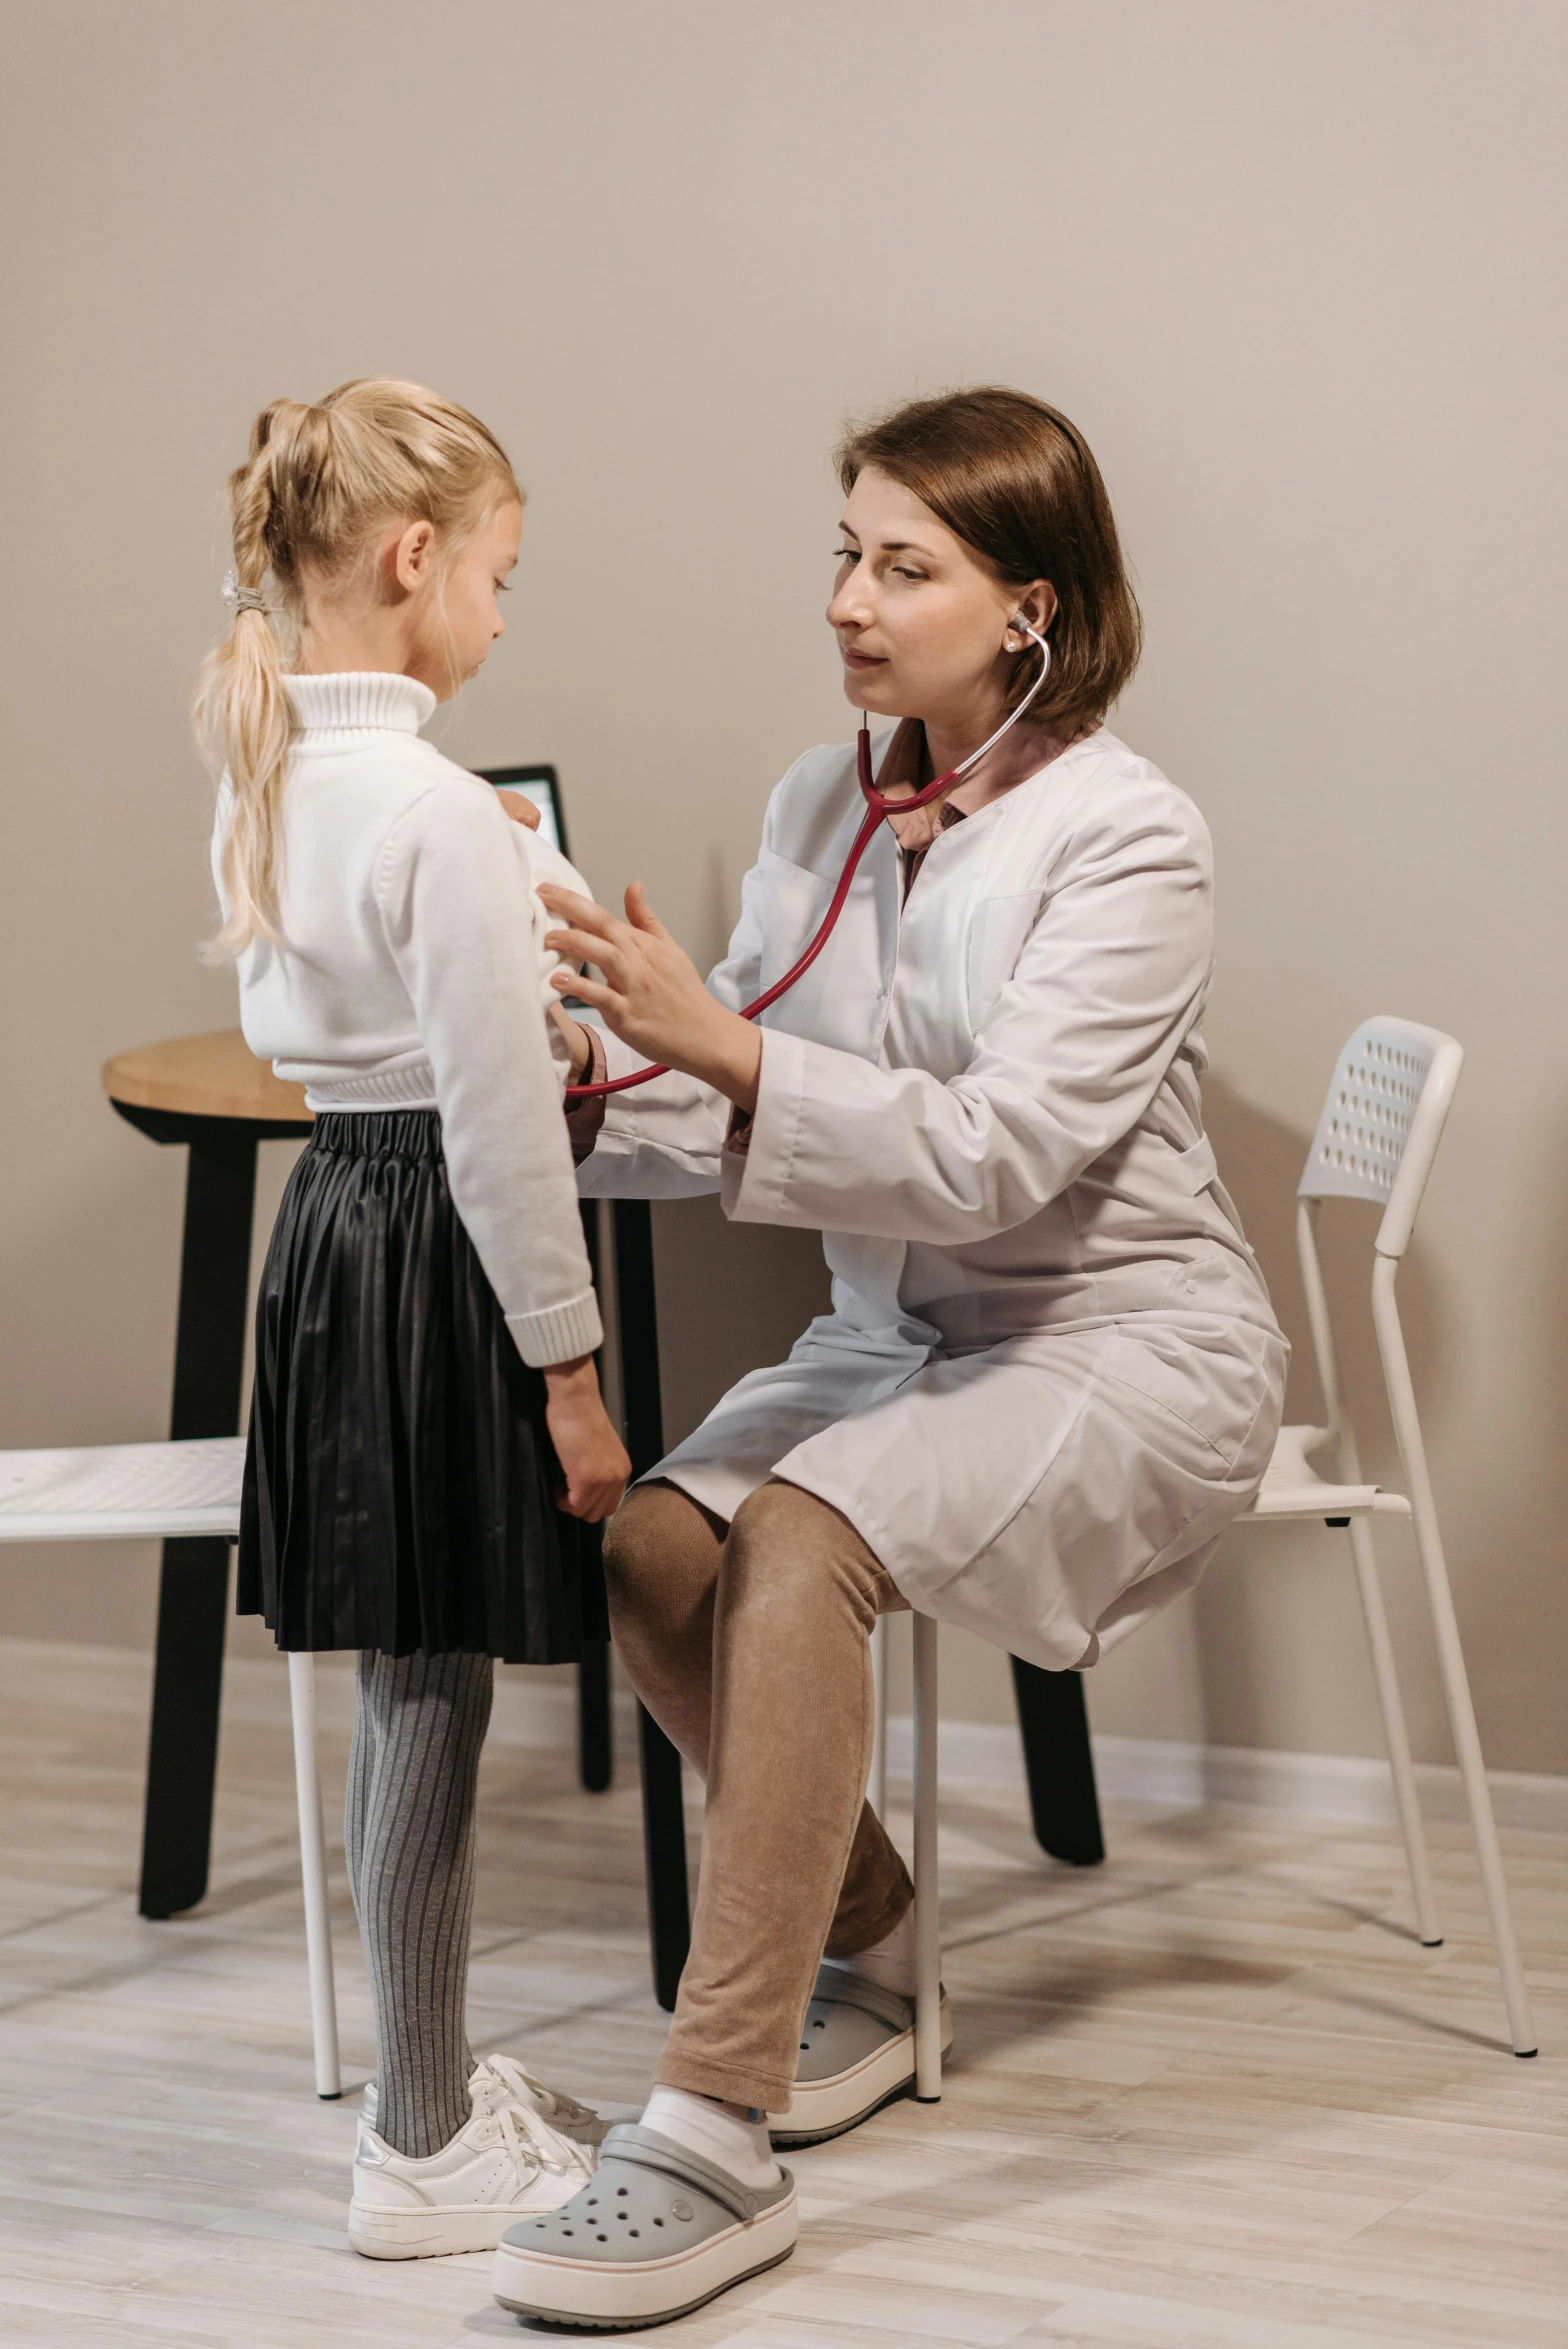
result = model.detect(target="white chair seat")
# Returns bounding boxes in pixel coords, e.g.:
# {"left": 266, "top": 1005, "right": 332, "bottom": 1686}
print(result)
{"left": 0, "top": 1430, "right": 338, "bottom": 2093}
{"left": 1243, "top": 1425, "right": 1412, "bottom": 1521}
{"left": 0, "top": 1436, "right": 246, "bottom": 1541}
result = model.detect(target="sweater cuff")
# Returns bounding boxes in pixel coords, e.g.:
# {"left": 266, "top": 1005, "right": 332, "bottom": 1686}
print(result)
{"left": 506, "top": 1288, "right": 604, "bottom": 1368}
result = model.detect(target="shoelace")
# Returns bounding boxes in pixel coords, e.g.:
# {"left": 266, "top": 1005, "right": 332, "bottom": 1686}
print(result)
{"left": 475, "top": 2053, "right": 597, "bottom": 2131}
{"left": 492, "top": 2096, "right": 586, "bottom": 2188}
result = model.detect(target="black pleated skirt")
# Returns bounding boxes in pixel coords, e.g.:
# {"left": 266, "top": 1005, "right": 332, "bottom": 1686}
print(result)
{"left": 239, "top": 1108, "right": 606, "bottom": 1661}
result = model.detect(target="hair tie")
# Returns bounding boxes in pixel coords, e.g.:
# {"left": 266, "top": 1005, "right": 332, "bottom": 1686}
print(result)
{"left": 222, "top": 568, "right": 271, "bottom": 617}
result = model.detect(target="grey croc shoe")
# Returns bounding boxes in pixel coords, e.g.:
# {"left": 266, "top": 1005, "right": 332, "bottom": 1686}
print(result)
{"left": 490, "top": 2123, "right": 797, "bottom": 2331}
{"left": 768, "top": 1964, "right": 954, "bottom": 2148}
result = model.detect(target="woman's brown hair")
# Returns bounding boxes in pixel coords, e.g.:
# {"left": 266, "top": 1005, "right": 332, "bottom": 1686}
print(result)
{"left": 836, "top": 386, "right": 1141, "bottom": 734}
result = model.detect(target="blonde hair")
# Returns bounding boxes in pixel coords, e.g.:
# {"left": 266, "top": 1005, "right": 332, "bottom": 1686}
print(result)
{"left": 197, "top": 377, "right": 520, "bottom": 956}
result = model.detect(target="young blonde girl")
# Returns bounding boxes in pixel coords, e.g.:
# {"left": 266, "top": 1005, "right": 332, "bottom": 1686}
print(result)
{"left": 200, "top": 378, "right": 628, "bottom": 2258}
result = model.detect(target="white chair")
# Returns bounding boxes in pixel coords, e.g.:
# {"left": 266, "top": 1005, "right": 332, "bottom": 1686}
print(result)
{"left": 880, "top": 1014, "right": 1538, "bottom": 2090}
{"left": 866, "top": 1610, "right": 943, "bottom": 2101}
{"left": 1231, "top": 1016, "right": 1536, "bottom": 2056}
{"left": 0, "top": 1435, "right": 342, "bottom": 2094}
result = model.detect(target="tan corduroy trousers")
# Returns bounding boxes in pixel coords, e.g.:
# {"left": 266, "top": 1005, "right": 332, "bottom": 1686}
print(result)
{"left": 602, "top": 1477, "right": 915, "bottom": 2113}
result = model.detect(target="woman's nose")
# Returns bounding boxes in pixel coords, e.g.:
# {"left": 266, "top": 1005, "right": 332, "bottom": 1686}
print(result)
{"left": 827, "top": 580, "right": 871, "bottom": 631}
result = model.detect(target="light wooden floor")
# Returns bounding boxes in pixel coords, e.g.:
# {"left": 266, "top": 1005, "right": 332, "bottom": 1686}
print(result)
{"left": 0, "top": 1641, "right": 1563, "bottom": 2348}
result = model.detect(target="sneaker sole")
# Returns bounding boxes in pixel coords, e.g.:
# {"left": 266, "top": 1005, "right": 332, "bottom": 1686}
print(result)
{"left": 491, "top": 2192, "right": 798, "bottom": 2328}
{"left": 769, "top": 1996, "right": 954, "bottom": 2148}
{"left": 349, "top": 2201, "right": 557, "bottom": 2260}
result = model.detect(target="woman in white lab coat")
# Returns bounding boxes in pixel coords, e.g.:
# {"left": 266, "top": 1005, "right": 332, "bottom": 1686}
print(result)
{"left": 491, "top": 389, "right": 1286, "bottom": 2331}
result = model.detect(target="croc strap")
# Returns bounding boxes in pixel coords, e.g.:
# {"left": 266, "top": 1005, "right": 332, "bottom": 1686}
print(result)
{"left": 809, "top": 1963, "right": 917, "bottom": 2034}
{"left": 596, "top": 2124, "right": 793, "bottom": 2224}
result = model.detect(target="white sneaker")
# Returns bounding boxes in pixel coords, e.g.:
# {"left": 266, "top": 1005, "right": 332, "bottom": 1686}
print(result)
{"left": 359, "top": 2054, "right": 610, "bottom": 2153}
{"left": 349, "top": 2094, "right": 596, "bottom": 2260}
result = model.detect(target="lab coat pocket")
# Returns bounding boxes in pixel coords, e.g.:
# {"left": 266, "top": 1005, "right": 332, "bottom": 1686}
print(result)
{"left": 756, "top": 848, "right": 833, "bottom": 991}
{"left": 965, "top": 893, "right": 1046, "bottom": 1027}
{"left": 1098, "top": 1299, "right": 1285, "bottom": 1475}
{"left": 755, "top": 847, "right": 881, "bottom": 1053}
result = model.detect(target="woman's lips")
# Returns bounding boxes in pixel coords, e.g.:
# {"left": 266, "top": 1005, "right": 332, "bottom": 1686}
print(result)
{"left": 841, "top": 648, "right": 886, "bottom": 669}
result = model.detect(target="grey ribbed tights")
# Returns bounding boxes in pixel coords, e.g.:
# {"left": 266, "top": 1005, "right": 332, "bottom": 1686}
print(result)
{"left": 345, "top": 1648, "right": 494, "bottom": 2159}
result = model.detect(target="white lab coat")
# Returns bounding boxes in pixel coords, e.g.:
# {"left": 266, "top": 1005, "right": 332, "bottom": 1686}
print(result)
{"left": 579, "top": 727, "right": 1287, "bottom": 1670}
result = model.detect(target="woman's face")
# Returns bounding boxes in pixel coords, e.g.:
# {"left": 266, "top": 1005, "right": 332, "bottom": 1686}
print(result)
{"left": 826, "top": 466, "right": 1052, "bottom": 733}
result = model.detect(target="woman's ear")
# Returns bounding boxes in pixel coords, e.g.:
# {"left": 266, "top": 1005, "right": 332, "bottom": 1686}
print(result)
{"left": 1006, "top": 581, "right": 1058, "bottom": 645}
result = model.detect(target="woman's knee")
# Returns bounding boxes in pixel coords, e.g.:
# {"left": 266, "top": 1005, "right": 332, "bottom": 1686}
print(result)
{"left": 723, "top": 1480, "right": 890, "bottom": 1630}
{"left": 603, "top": 1479, "right": 723, "bottom": 1619}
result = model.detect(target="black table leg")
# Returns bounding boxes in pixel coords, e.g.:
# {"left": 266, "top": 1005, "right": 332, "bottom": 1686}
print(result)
{"left": 1010, "top": 1654, "right": 1105, "bottom": 1866}
{"left": 574, "top": 1202, "right": 615, "bottom": 1793}
{"left": 138, "top": 1125, "right": 259, "bottom": 1919}
{"left": 638, "top": 1700, "right": 691, "bottom": 2011}
{"left": 578, "top": 1639, "right": 613, "bottom": 1794}
{"left": 612, "top": 1199, "right": 692, "bottom": 2010}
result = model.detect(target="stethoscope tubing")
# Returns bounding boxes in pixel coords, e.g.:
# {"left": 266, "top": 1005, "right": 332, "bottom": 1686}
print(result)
{"left": 563, "top": 628, "right": 1050, "bottom": 1101}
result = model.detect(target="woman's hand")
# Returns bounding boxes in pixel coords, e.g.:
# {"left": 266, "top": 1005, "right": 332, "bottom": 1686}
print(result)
{"left": 538, "top": 881, "right": 763, "bottom": 1113}
{"left": 543, "top": 1356, "right": 631, "bottom": 1521}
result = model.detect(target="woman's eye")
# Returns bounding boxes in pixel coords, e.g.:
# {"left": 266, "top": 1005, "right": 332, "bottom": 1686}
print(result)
{"left": 892, "top": 566, "right": 927, "bottom": 581}
{"left": 833, "top": 546, "right": 858, "bottom": 563}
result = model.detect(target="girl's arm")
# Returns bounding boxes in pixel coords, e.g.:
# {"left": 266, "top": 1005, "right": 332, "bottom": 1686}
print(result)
{"left": 376, "top": 780, "right": 628, "bottom": 1515}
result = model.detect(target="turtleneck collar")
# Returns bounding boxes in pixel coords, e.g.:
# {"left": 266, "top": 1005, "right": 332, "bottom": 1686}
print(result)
{"left": 284, "top": 671, "right": 437, "bottom": 736}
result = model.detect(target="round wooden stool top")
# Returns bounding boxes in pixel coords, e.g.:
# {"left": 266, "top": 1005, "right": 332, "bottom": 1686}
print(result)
{"left": 102, "top": 1030, "right": 312, "bottom": 1124}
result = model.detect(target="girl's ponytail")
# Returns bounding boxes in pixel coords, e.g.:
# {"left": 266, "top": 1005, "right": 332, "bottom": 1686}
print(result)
{"left": 197, "top": 401, "right": 320, "bottom": 956}
{"left": 196, "top": 382, "right": 518, "bottom": 960}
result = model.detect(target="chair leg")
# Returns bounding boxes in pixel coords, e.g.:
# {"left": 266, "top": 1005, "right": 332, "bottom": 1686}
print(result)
{"left": 1372, "top": 1258, "right": 1537, "bottom": 2056}
{"left": 868, "top": 1615, "right": 889, "bottom": 1820}
{"left": 1344, "top": 1518, "right": 1443, "bottom": 1945}
{"left": 911, "top": 1612, "right": 942, "bottom": 2102}
{"left": 287, "top": 1654, "right": 342, "bottom": 2099}
{"left": 1408, "top": 1517, "right": 1538, "bottom": 2055}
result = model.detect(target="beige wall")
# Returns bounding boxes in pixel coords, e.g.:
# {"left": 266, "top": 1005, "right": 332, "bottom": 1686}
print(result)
{"left": 2, "top": 2, "right": 1563, "bottom": 1770}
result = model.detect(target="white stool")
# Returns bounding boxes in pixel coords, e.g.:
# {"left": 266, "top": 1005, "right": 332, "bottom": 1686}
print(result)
{"left": 1230, "top": 1016, "right": 1536, "bottom": 2057}
{"left": 0, "top": 1436, "right": 342, "bottom": 2094}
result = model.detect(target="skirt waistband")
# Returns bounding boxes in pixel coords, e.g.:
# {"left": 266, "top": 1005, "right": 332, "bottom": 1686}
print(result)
{"left": 308, "top": 1107, "right": 442, "bottom": 1162}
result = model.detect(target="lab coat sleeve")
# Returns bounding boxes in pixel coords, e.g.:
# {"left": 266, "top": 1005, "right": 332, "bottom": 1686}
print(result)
{"left": 573, "top": 790, "right": 775, "bottom": 1199}
{"left": 724, "top": 777, "right": 1214, "bottom": 1244}
{"left": 375, "top": 783, "right": 603, "bottom": 1366}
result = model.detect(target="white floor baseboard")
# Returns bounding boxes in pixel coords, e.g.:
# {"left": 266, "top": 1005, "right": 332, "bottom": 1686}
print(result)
{"left": 2, "top": 1640, "right": 1559, "bottom": 1835}
{"left": 882, "top": 1713, "right": 1567, "bottom": 1834}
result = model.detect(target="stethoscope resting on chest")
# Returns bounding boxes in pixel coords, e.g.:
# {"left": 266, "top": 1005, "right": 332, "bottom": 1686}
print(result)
{"left": 564, "top": 618, "right": 1052, "bottom": 1099}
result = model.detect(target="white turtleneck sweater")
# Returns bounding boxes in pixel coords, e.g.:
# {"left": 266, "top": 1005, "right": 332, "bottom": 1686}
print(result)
{"left": 213, "top": 671, "right": 602, "bottom": 1368}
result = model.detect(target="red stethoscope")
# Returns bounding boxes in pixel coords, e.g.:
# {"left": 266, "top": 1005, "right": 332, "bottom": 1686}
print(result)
{"left": 564, "top": 621, "right": 1051, "bottom": 1100}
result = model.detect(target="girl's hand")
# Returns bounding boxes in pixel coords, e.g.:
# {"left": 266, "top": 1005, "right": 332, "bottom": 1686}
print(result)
{"left": 538, "top": 881, "right": 763, "bottom": 1112}
{"left": 542, "top": 1356, "right": 631, "bottom": 1521}
{"left": 495, "top": 791, "right": 543, "bottom": 831}
{"left": 549, "top": 1003, "right": 593, "bottom": 1081}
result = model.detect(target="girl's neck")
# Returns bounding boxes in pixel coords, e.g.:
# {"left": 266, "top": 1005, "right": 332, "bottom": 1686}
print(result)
{"left": 297, "top": 605, "right": 417, "bottom": 681}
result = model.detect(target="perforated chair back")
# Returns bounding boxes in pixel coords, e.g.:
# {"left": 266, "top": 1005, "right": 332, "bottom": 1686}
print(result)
{"left": 1297, "top": 1015, "right": 1463, "bottom": 1259}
